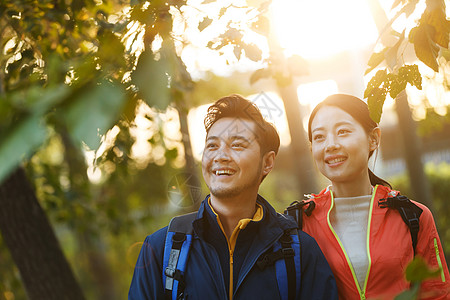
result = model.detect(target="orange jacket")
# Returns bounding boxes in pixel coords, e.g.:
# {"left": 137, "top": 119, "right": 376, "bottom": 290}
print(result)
{"left": 302, "top": 185, "right": 450, "bottom": 300}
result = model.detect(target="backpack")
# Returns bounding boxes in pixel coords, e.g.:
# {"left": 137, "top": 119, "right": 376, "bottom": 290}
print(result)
{"left": 284, "top": 194, "right": 423, "bottom": 255}
{"left": 162, "top": 212, "right": 301, "bottom": 300}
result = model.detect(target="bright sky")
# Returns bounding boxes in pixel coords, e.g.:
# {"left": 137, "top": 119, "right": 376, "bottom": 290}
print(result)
{"left": 184, "top": 0, "right": 383, "bottom": 157}
{"left": 270, "top": 0, "right": 380, "bottom": 59}
{"left": 110, "top": 0, "right": 450, "bottom": 174}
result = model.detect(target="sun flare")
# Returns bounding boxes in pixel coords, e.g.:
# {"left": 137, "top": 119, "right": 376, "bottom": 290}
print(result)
{"left": 270, "top": 0, "right": 380, "bottom": 59}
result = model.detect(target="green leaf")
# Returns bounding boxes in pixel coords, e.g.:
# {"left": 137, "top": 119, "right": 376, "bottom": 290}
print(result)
{"left": 251, "top": 16, "right": 270, "bottom": 36}
{"left": 365, "top": 48, "right": 388, "bottom": 75}
{"left": 222, "top": 28, "right": 243, "bottom": 42}
{"left": 198, "top": 17, "right": 212, "bottom": 32}
{"left": 64, "top": 80, "right": 125, "bottom": 149}
{"left": 243, "top": 43, "right": 262, "bottom": 61}
{"left": 364, "top": 69, "right": 387, "bottom": 99}
{"left": 394, "top": 282, "right": 420, "bottom": 300}
{"left": 377, "top": 0, "right": 418, "bottom": 45}
{"left": 422, "top": 2, "right": 450, "bottom": 48}
{"left": 401, "top": 64, "right": 422, "bottom": 89}
{"left": 97, "top": 31, "right": 126, "bottom": 68}
{"left": 250, "top": 68, "right": 271, "bottom": 85}
{"left": 367, "top": 87, "right": 387, "bottom": 123}
{"left": 391, "top": 0, "right": 405, "bottom": 10}
{"left": 0, "top": 113, "right": 47, "bottom": 184}
{"left": 409, "top": 24, "right": 440, "bottom": 72}
{"left": 405, "top": 256, "right": 441, "bottom": 282}
{"left": 387, "top": 72, "right": 407, "bottom": 99}
{"left": 219, "top": 7, "right": 227, "bottom": 18}
{"left": 165, "top": 148, "right": 178, "bottom": 160}
{"left": 385, "top": 33, "right": 405, "bottom": 70}
{"left": 132, "top": 50, "right": 172, "bottom": 110}
{"left": 234, "top": 44, "right": 242, "bottom": 60}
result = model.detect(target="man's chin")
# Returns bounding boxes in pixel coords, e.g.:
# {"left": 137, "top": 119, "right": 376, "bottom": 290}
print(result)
{"left": 209, "top": 187, "right": 240, "bottom": 199}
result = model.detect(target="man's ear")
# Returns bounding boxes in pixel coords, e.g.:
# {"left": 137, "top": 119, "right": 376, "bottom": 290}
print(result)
{"left": 369, "top": 127, "right": 381, "bottom": 152}
{"left": 262, "top": 151, "right": 276, "bottom": 176}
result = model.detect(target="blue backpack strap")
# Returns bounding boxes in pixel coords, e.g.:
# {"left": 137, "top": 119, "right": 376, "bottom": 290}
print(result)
{"left": 163, "top": 212, "right": 197, "bottom": 300}
{"left": 257, "top": 229, "right": 301, "bottom": 300}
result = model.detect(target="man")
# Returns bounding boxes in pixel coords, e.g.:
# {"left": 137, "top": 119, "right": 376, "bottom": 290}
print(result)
{"left": 129, "top": 94, "right": 337, "bottom": 299}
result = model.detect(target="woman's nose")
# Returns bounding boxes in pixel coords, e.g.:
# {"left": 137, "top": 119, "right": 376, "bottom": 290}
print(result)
{"left": 325, "top": 136, "right": 340, "bottom": 152}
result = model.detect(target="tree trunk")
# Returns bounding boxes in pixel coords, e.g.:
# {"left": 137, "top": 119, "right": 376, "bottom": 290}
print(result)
{"left": 0, "top": 167, "right": 85, "bottom": 300}
{"left": 394, "top": 91, "right": 434, "bottom": 210}
{"left": 60, "top": 132, "right": 118, "bottom": 300}
{"left": 278, "top": 84, "right": 318, "bottom": 197}
{"left": 176, "top": 94, "right": 203, "bottom": 210}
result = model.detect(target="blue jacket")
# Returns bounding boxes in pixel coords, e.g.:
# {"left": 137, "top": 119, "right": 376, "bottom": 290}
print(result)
{"left": 129, "top": 195, "right": 338, "bottom": 299}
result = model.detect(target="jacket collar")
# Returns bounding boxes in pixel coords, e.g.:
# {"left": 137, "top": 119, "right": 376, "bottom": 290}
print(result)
{"left": 309, "top": 184, "right": 398, "bottom": 213}
{"left": 192, "top": 194, "right": 297, "bottom": 240}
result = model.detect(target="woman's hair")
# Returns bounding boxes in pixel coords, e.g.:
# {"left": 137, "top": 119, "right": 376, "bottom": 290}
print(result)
{"left": 307, "top": 94, "right": 392, "bottom": 188}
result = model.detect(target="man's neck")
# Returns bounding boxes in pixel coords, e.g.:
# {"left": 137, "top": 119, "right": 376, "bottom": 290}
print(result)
{"left": 209, "top": 193, "right": 258, "bottom": 239}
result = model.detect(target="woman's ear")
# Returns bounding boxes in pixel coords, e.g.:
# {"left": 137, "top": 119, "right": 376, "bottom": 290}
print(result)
{"left": 369, "top": 127, "right": 381, "bottom": 152}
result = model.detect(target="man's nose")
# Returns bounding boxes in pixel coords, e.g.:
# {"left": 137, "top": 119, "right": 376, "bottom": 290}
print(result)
{"left": 214, "top": 144, "right": 231, "bottom": 162}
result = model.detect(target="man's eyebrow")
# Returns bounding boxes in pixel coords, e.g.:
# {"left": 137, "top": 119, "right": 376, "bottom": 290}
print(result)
{"left": 205, "top": 135, "right": 253, "bottom": 143}
{"left": 205, "top": 136, "right": 220, "bottom": 142}
{"left": 229, "top": 135, "right": 252, "bottom": 142}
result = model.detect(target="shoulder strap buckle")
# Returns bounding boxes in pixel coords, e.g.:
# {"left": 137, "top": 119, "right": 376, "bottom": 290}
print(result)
{"left": 284, "top": 200, "right": 315, "bottom": 230}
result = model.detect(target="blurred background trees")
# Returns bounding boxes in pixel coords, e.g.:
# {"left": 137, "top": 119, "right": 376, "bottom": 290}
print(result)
{"left": 0, "top": 0, "right": 449, "bottom": 299}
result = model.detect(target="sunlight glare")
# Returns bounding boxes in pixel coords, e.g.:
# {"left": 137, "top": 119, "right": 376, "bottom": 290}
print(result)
{"left": 298, "top": 80, "right": 339, "bottom": 110}
{"left": 271, "top": 0, "right": 379, "bottom": 59}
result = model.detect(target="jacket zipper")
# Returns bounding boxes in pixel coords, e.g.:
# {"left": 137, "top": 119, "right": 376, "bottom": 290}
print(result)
{"left": 229, "top": 248, "right": 234, "bottom": 300}
{"left": 434, "top": 238, "right": 446, "bottom": 282}
{"left": 327, "top": 186, "right": 377, "bottom": 300}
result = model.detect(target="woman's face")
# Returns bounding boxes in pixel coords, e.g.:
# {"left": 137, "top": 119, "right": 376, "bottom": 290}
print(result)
{"left": 310, "top": 105, "right": 377, "bottom": 185}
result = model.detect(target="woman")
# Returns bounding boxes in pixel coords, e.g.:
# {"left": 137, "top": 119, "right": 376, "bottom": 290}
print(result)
{"left": 301, "top": 94, "right": 449, "bottom": 299}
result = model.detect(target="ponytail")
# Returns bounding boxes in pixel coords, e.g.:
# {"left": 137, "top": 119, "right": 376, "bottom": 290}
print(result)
{"left": 368, "top": 168, "right": 392, "bottom": 189}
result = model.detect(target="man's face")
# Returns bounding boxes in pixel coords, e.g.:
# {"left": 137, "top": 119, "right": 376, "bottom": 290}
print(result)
{"left": 202, "top": 117, "right": 266, "bottom": 199}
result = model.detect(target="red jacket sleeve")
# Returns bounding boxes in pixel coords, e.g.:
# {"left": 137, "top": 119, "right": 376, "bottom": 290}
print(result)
{"left": 414, "top": 202, "right": 450, "bottom": 299}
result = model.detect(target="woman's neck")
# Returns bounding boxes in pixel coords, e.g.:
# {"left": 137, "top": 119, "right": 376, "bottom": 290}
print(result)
{"left": 331, "top": 176, "right": 373, "bottom": 198}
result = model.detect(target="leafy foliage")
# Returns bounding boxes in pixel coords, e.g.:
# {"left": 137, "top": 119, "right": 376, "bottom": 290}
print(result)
{"left": 417, "top": 105, "right": 450, "bottom": 136}
{"left": 364, "top": 65, "right": 422, "bottom": 122}
{"left": 0, "top": 0, "right": 272, "bottom": 298}
{"left": 204, "top": 2, "right": 270, "bottom": 63}
{"left": 365, "top": 0, "right": 449, "bottom": 119}
{"left": 394, "top": 256, "right": 442, "bottom": 299}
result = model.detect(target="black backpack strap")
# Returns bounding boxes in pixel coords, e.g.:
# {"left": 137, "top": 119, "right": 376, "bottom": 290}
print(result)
{"left": 284, "top": 200, "right": 315, "bottom": 230}
{"left": 280, "top": 230, "right": 296, "bottom": 300}
{"left": 378, "top": 195, "right": 423, "bottom": 255}
{"left": 163, "top": 212, "right": 197, "bottom": 300}
{"left": 257, "top": 229, "right": 300, "bottom": 300}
